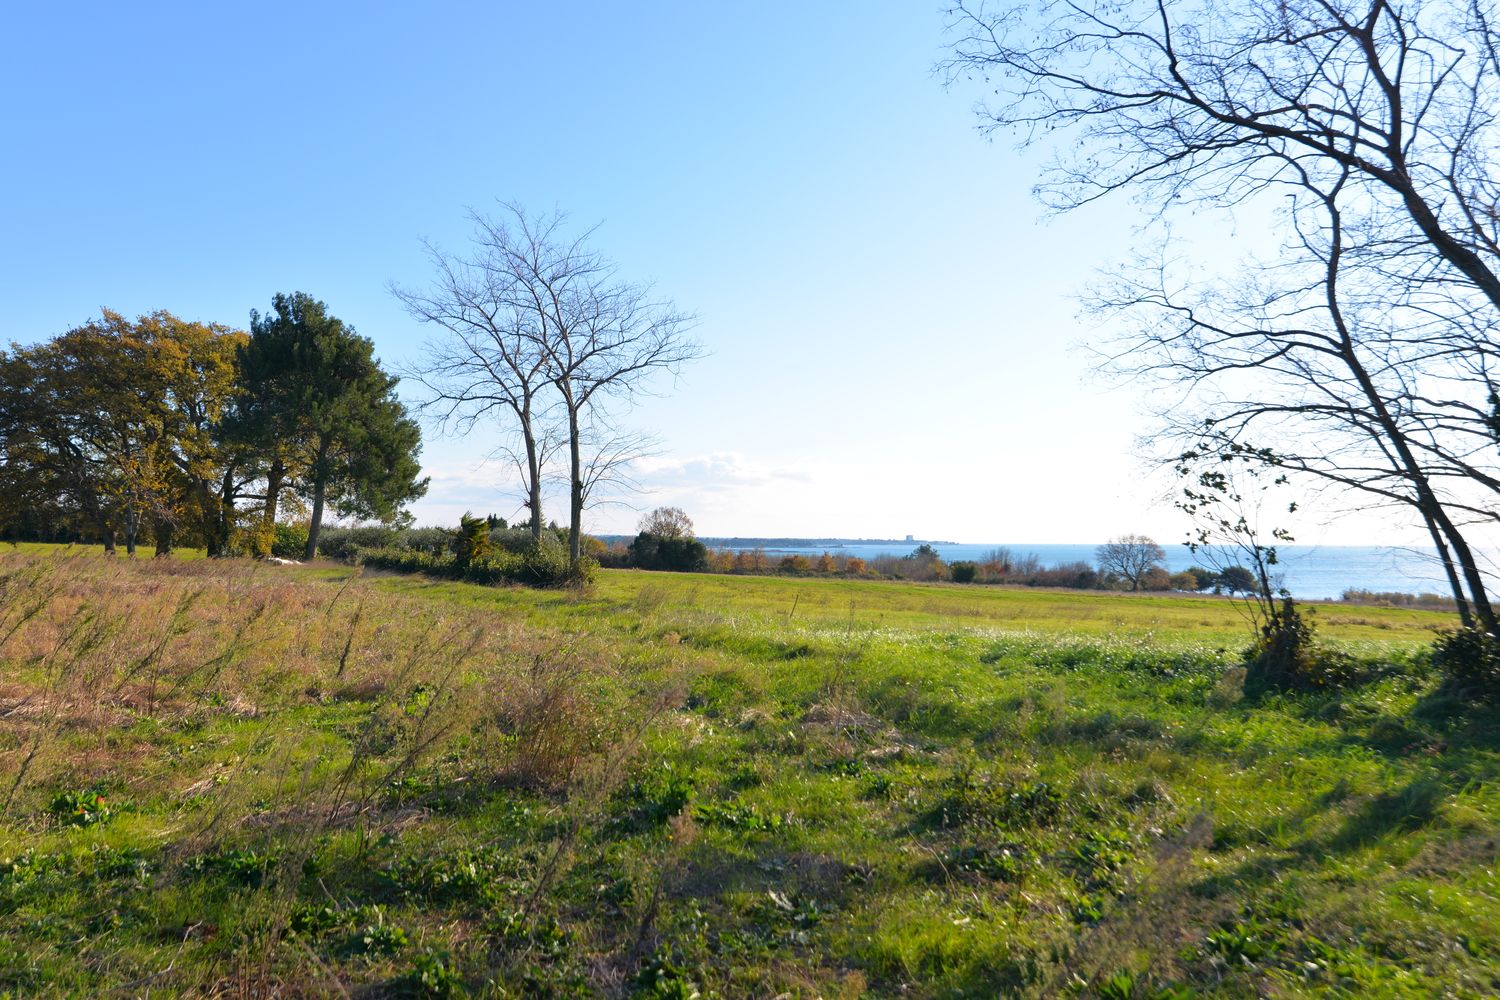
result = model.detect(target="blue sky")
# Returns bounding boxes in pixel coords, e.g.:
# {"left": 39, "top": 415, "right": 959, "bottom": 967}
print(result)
{"left": 0, "top": 2, "right": 1398, "bottom": 544}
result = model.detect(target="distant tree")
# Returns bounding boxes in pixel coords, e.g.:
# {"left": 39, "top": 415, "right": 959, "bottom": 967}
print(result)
{"left": 639, "top": 506, "right": 694, "bottom": 540}
{"left": 1218, "top": 566, "right": 1258, "bottom": 596}
{"left": 779, "top": 554, "right": 812, "bottom": 575}
{"left": 815, "top": 551, "right": 836, "bottom": 574}
{"left": 1168, "top": 571, "right": 1200, "bottom": 592}
{"left": 1183, "top": 566, "right": 1219, "bottom": 592}
{"left": 1141, "top": 566, "right": 1173, "bottom": 591}
{"left": 142, "top": 312, "right": 248, "bottom": 556}
{"left": 1095, "top": 535, "right": 1166, "bottom": 592}
{"left": 245, "top": 293, "right": 428, "bottom": 559}
{"left": 950, "top": 560, "right": 979, "bottom": 584}
{"left": 629, "top": 531, "right": 708, "bottom": 572}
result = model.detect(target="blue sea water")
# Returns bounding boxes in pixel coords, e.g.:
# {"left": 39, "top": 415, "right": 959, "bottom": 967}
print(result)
{"left": 704, "top": 540, "right": 1472, "bottom": 601}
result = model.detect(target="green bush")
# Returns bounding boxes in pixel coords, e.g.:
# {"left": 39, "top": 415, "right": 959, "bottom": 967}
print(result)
{"left": 950, "top": 560, "right": 979, "bottom": 584}
{"left": 628, "top": 532, "right": 709, "bottom": 572}
{"left": 317, "top": 525, "right": 401, "bottom": 560}
{"left": 454, "top": 514, "right": 492, "bottom": 570}
{"left": 1431, "top": 627, "right": 1500, "bottom": 699}
{"left": 1245, "top": 598, "right": 1359, "bottom": 693}
{"left": 357, "top": 540, "right": 589, "bottom": 589}
{"left": 271, "top": 521, "right": 309, "bottom": 559}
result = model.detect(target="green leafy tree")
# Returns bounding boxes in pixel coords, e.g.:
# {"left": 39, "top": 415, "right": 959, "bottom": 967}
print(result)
{"left": 244, "top": 293, "right": 427, "bottom": 559}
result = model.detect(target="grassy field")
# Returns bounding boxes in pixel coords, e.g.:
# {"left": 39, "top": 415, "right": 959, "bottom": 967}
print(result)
{"left": 0, "top": 549, "right": 1495, "bottom": 998}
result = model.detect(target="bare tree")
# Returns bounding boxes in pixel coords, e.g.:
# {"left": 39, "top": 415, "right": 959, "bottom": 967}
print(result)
{"left": 1096, "top": 534, "right": 1166, "bottom": 591}
{"left": 509, "top": 210, "right": 701, "bottom": 569}
{"left": 946, "top": 0, "right": 1500, "bottom": 627}
{"left": 393, "top": 211, "right": 576, "bottom": 544}
{"left": 400, "top": 204, "right": 700, "bottom": 570}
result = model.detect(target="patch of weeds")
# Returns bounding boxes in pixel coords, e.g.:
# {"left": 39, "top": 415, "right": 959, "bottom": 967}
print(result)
{"left": 1071, "top": 892, "right": 1108, "bottom": 924}
{"left": 288, "top": 903, "right": 350, "bottom": 937}
{"left": 48, "top": 790, "right": 115, "bottom": 828}
{"left": 398, "top": 950, "right": 466, "bottom": 998}
{"left": 0, "top": 850, "right": 68, "bottom": 898}
{"left": 489, "top": 909, "right": 570, "bottom": 962}
{"left": 932, "top": 843, "right": 1027, "bottom": 883}
{"left": 187, "top": 846, "right": 280, "bottom": 888}
{"left": 1201, "top": 915, "right": 1281, "bottom": 965}
{"left": 693, "top": 799, "right": 787, "bottom": 833}
{"left": 922, "top": 768, "right": 1064, "bottom": 831}
{"left": 1070, "top": 829, "right": 1134, "bottom": 890}
{"left": 1095, "top": 969, "right": 1197, "bottom": 999}
{"left": 384, "top": 845, "right": 519, "bottom": 906}
{"left": 632, "top": 953, "right": 702, "bottom": 999}
{"left": 88, "top": 844, "right": 152, "bottom": 885}
{"left": 860, "top": 773, "right": 896, "bottom": 801}
{"left": 614, "top": 765, "right": 694, "bottom": 830}
{"left": 353, "top": 907, "right": 409, "bottom": 955}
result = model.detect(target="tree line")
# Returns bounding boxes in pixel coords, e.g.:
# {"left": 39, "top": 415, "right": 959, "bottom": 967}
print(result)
{"left": 0, "top": 293, "right": 426, "bottom": 558}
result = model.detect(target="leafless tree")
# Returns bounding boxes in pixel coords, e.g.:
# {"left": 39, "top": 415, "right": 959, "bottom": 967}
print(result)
{"left": 946, "top": 0, "right": 1500, "bottom": 628}
{"left": 393, "top": 213, "right": 569, "bottom": 544}
{"left": 399, "top": 204, "right": 700, "bottom": 569}
{"left": 512, "top": 212, "right": 701, "bottom": 569}
{"left": 1096, "top": 534, "right": 1166, "bottom": 590}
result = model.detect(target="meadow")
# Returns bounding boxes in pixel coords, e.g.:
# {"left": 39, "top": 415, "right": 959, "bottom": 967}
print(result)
{"left": 0, "top": 548, "right": 1495, "bottom": 998}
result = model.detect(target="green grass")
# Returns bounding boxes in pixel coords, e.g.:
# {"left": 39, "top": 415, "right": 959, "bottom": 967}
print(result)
{"left": 0, "top": 551, "right": 1493, "bottom": 998}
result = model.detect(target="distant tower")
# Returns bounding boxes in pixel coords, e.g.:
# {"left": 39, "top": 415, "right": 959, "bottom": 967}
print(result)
{"left": 905, "top": 534, "right": 914, "bottom": 543}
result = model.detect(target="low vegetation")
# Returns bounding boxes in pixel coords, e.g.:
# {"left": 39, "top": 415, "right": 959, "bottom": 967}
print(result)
{"left": 1, "top": 549, "right": 1495, "bottom": 997}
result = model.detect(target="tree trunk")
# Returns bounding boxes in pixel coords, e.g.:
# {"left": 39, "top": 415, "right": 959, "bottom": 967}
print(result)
{"left": 304, "top": 478, "right": 326, "bottom": 561}
{"left": 304, "top": 438, "right": 330, "bottom": 561}
{"left": 567, "top": 407, "right": 583, "bottom": 568}
{"left": 521, "top": 415, "right": 543, "bottom": 545}
{"left": 265, "top": 458, "right": 284, "bottom": 525}
{"left": 154, "top": 519, "right": 173, "bottom": 557}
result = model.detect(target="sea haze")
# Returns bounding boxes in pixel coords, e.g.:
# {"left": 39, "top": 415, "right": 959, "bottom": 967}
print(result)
{"left": 684, "top": 540, "right": 1463, "bottom": 602}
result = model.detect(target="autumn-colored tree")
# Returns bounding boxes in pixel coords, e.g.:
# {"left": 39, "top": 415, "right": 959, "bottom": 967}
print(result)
{"left": 136, "top": 312, "right": 248, "bottom": 555}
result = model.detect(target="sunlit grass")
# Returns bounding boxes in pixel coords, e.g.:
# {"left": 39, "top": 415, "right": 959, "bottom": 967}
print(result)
{"left": 0, "top": 549, "right": 1492, "bottom": 997}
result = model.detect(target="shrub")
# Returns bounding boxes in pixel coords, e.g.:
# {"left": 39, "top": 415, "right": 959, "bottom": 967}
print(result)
{"left": 357, "top": 542, "right": 586, "bottom": 589}
{"left": 317, "top": 525, "right": 401, "bottom": 560}
{"left": 271, "top": 521, "right": 310, "bottom": 559}
{"left": 1245, "top": 598, "right": 1359, "bottom": 693}
{"left": 1431, "top": 627, "right": 1500, "bottom": 699}
{"left": 950, "top": 560, "right": 979, "bottom": 584}
{"left": 454, "top": 513, "right": 492, "bottom": 570}
{"left": 629, "top": 532, "right": 709, "bottom": 572}
{"left": 400, "top": 526, "right": 453, "bottom": 556}
{"left": 779, "top": 554, "right": 812, "bottom": 574}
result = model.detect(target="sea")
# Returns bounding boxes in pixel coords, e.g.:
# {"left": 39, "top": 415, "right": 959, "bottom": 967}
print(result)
{"left": 694, "top": 540, "right": 1482, "bottom": 602}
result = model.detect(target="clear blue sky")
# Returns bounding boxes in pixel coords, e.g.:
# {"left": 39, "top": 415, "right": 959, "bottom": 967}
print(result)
{"left": 0, "top": 2, "right": 1397, "bottom": 544}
